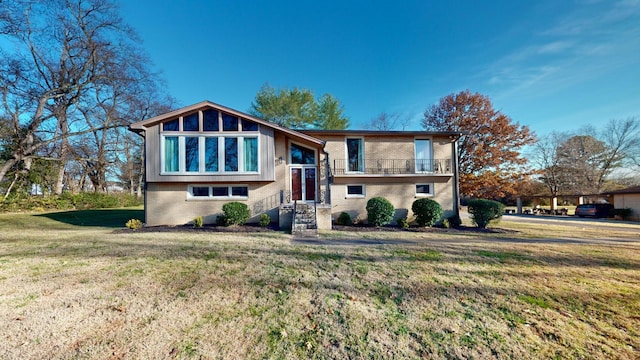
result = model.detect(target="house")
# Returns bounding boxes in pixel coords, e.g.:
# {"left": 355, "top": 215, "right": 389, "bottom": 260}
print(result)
{"left": 129, "top": 101, "right": 461, "bottom": 229}
{"left": 604, "top": 185, "right": 640, "bottom": 221}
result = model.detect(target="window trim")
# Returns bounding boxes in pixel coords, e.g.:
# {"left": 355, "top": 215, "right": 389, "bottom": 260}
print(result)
{"left": 187, "top": 184, "right": 249, "bottom": 200}
{"left": 415, "top": 183, "right": 434, "bottom": 197}
{"left": 345, "top": 184, "right": 365, "bottom": 198}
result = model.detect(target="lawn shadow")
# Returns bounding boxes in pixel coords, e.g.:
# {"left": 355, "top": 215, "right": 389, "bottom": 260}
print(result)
{"left": 36, "top": 208, "right": 144, "bottom": 228}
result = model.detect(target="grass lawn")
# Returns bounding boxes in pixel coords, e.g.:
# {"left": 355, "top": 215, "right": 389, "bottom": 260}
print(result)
{"left": 1, "top": 210, "right": 639, "bottom": 359}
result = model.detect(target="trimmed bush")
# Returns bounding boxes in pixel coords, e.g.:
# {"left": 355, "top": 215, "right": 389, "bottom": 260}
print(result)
{"left": 336, "top": 212, "right": 352, "bottom": 226}
{"left": 397, "top": 217, "right": 410, "bottom": 229}
{"left": 222, "top": 202, "right": 250, "bottom": 226}
{"left": 443, "top": 214, "right": 462, "bottom": 228}
{"left": 611, "top": 208, "right": 633, "bottom": 220}
{"left": 125, "top": 218, "right": 143, "bottom": 230}
{"left": 193, "top": 216, "right": 203, "bottom": 228}
{"left": 411, "top": 198, "right": 443, "bottom": 227}
{"left": 467, "top": 199, "right": 504, "bottom": 228}
{"left": 259, "top": 213, "right": 271, "bottom": 227}
{"left": 366, "top": 197, "right": 394, "bottom": 227}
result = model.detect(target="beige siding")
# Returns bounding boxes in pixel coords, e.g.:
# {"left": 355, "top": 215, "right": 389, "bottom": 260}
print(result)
{"left": 145, "top": 125, "right": 275, "bottom": 183}
{"left": 613, "top": 194, "right": 640, "bottom": 221}
{"left": 144, "top": 134, "right": 292, "bottom": 226}
{"left": 323, "top": 134, "right": 453, "bottom": 163}
{"left": 145, "top": 181, "right": 284, "bottom": 226}
{"left": 329, "top": 177, "right": 454, "bottom": 224}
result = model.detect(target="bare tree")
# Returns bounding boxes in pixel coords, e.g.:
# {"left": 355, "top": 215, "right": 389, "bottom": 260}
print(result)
{"left": 0, "top": 0, "right": 166, "bottom": 194}
{"left": 530, "top": 132, "right": 572, "bottom": 201}
{"left": 369, "top": 112, "right": 412, "bottom": 131}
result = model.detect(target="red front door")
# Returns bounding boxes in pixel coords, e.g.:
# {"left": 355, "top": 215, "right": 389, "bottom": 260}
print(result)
{"left": 291, "top": 168, "right": 302, "bottom": 201}
{"left": 291, "top": 167, "right": 316, "bottom": 201}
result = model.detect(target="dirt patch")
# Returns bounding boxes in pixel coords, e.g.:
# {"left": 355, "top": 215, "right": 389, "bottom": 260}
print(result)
{"left": 331, "top": 224, "right": 518, "bottom": 234}
{"left": 114, "top": 223, "right": 281, "bottom": 234}
{"left": 116, "top": 223, "right": 518, "bottom": 235}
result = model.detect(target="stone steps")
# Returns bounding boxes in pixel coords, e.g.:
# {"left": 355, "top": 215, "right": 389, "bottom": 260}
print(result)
{"left": 292, "top": 202, "right": 318, "bottom": 238}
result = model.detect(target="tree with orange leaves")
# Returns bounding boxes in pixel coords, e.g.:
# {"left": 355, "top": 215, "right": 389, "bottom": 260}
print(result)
{"left": 423, "top": 90, "right": 536, "bottom": 199}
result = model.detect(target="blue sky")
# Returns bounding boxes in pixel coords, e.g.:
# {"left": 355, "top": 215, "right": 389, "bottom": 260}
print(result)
{"left": 120, "top": 0, "right": 640, "bottom": 136}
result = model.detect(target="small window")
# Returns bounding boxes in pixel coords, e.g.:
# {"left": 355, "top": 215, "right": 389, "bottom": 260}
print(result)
{"left": 163, "top": 118, "right": 179, "bottom": 131}
{"left": 222, "top": 113, "right": 239, "bottom": 131}
{"left": 191, "top": 186, "right": 209, "bottom": 197}
{"left": 231, "top": 186, "right": 248, "bottom": 197}
{"left": 346, "top": 184, "right": 365, "bottom": 198}
{"left": 416, "top": 183, "right": 433, "bottom": 196}
{"left": 242, "top": 119, "right": 258, "bottom": 131}
{"left": 212, "top": 187, "right": 229, "bottom": 197}
{"left": 183, "top": 113, "right": 199, "bottom": 131}
{"left": 203, "top": 109, "right": 219, "bottom": 131}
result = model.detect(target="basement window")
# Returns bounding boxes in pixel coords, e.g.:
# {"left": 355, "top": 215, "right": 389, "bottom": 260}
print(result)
{"left": 346, "top": 184, "right": 365, "bottom": 198}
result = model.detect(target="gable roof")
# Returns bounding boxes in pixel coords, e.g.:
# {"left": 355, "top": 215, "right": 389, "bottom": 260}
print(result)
{"left": 604, "top": 185, "right": 640, "bottom": 195}
{"left": 128, "top": 100, "right": 324, "bottom": 146}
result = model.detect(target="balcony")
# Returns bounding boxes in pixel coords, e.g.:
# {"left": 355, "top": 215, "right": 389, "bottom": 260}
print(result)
{"left": 332, "top": 159, "right": 452, "bottom": 176}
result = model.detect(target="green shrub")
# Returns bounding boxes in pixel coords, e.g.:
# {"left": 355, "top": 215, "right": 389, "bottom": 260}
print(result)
{"left": 366, "top": 197, "right": 394, "bottom": 227}
{"left": 125, "top": 218, "right": 143, "bottom": 230}
{"left": 259, "top": 213, "right": 271, "bottom": 227}
{"left": 222, "top": 202, "right": 250, "bottom": 226}
{"left": 0, "top": 192, "right": 142, "bottom": 212}
{"left": 397, "top": 217, "right": 410, "bottom": 229}
{"left": 411, "top": 198, "right": 443, "bottom": 227}
{"left": 193, "top": 216, "right": 203, "bottom": 228}
{"left": 611, "top": 208, "right": 633, "bottom": 220}
{"left": 336, "top": 212, "right": 352, "bottom": 226}
{"left": 443, "top": 214, "right": 462, "bottom": 228}
{"left": 216, "top": 214, "right": 227, "bottom": 226}
{"left": 467, "top": 199, "right": 504, "bottom": 228}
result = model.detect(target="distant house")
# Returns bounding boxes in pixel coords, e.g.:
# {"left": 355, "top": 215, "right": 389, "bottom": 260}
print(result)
{"left": 604, "top": 185, "right": 640, "bottom": 221}
{"left": 129, "top": 101, "right": 461, "bottom": 229}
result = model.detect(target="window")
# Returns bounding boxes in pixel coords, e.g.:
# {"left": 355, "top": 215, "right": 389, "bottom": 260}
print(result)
{"left": 223, "top": 113, "right": 238, "bottom": 131}
{"left": 203, "top": 110, "right": 219, "bottom": 131}
{"left": 346, "top": 138, "right": 364, "bottom": 172}
{"left": 164, "top": 136, "right": 179, "bottom": 172}
{"left": 415, "top": 139, "right": 432, "bottom": 172}
{"left": 163, "top": 118, "right": 179, "bottom": 131}
{"left": 160, "top": 110, "right": 260, "bottom": 174}
{"left": 205, "top": 138, "right": 218, "bottom": 172}
{"left": 183, "top": 113, "right": 199, "bottom": 131}
{"left": 290, "top": 143, "right": 315, "bottom": 164}
{"left": 191, "top": 186, "right": 209, "bottom": 197}
{"left": 242, "top": 119, "right": 258, "bottom": 131}
{"left": 185, "top": 137, "right": 199, "bottom": 172}
{"left": 416, "top": 183, "right": 434, "bottom": 196}
{"left": 189, "top": 185, "right": 249, "bottom": 199}
{"left": 346, "top": 184, "right": 365, "bottom": 198}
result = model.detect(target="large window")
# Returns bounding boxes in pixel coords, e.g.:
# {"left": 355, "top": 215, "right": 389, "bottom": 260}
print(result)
{"left": 415, "top": 139, "right": 432, "bottom": 172}
{"left": 160, "top": 109, "right": 260, "bottom": 174}
{"left": 346, "top": 138, "right": 363, "bottom": 172}
{"left": 162, "top": 135, "right": 258, "bottom": 174}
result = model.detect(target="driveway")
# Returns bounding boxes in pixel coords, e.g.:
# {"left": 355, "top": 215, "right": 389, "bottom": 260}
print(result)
{"left": 501, "top": 213, "right": 640, "bottom": 234}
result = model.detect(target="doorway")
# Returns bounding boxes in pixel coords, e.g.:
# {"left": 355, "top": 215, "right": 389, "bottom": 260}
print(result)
{"left": 291, "top": 167, "right": 316, "bottom": 201}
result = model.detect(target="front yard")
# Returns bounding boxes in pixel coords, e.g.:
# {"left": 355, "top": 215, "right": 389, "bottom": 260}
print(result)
{"left": 1, "top": 210, "right": 639, "bottom": 359}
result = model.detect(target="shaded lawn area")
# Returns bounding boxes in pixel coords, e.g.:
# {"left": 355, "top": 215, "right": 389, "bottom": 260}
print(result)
{"left": 0, "top": 211, "right": 639, "bottom": 359}
{"left": 35, "top": 208, "right": 144, "bottom": 228}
